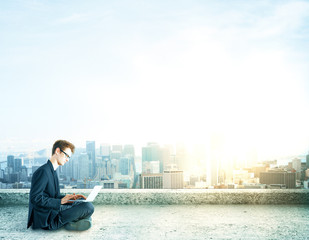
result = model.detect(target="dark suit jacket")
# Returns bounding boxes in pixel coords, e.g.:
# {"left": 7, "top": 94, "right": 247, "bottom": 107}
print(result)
{"left": 27, "top": 160, "right": 65, "bottom": 229}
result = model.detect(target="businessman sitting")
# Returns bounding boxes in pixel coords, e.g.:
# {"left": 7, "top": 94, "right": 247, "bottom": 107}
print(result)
{"left": 27, "top": 140, "right": 94, "bottom": 231}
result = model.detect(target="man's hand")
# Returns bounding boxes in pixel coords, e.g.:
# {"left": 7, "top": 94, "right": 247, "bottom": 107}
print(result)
{"left": 61, "top": 193, "right": 87, "bottom": 204}
{"left": 74, "top": 194, "right": 87, "bottom": 200}
{"left": 61, "top": 194, "right": 76, "bottom": 204}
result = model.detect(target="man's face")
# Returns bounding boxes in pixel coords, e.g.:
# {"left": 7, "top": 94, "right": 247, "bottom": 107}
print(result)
{"left": 57, "top": 147, "right": 72, "bottom": 166}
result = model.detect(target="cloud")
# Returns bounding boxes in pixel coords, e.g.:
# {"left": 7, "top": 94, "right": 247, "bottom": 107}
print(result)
{"left": 248, "top": 1, "right": 309, "bottom": 39}
{"left": 55, "top": 13, "right": 88, "bottom": 24}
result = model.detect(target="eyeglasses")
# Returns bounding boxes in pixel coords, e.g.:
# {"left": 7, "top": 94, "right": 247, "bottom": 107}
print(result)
{"left": 60, "top": 149, "right": 71, "bottom": 160}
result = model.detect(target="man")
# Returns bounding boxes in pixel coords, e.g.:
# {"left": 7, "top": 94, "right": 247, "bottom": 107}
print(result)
{"left": 27, "top": 140, "right": 94, "bottom": 231}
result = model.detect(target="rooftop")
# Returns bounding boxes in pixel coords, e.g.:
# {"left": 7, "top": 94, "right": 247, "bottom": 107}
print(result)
{"left": 0, "top": 189, "right": 308, "bottom": 239}
{"left": 1, "top": 204, "right": 309, "bottom": 239}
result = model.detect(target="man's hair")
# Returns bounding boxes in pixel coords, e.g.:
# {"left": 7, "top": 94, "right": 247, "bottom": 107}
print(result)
{"left": 52, "top": 140, "right": 75, "bottom": 155}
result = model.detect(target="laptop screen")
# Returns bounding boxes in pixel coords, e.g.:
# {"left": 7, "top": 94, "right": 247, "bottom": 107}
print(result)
{"left": 86, "top": 185, "right": 102, "bottom": 201}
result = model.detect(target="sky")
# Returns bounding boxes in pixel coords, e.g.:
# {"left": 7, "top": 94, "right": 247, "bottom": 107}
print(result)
{"left": 0, "top": 0, "right": 309, "bottom": 160}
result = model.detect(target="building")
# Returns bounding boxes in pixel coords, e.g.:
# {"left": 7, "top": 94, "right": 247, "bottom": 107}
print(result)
{"left": 210, "top": 154, "right": 219, "bottom": 187}
{"left": 142, "top": 161, "right": 160, "bottom": 174}
{"left": 160, "top": 147, "right": 171, "bottom": 172}
{"left": 86, "top": 141, "right": 96, "bottom": 178}
{"left": 123, "top": 145, "right": 135, "bottom": 157}
{"left": 142, "top": 143, "right": 160, "bottom": 161}
{"left": 100, "top": 144, "right": 112, "bottom": 180}
{"left": 123, "top": 144, "right": 136, "bottom": 177}
{"left": 20, "top": 166, "right": 28, "bottom": 182}
{"left": 111, "top": 150, "right": 122, "bottom": 160}
{"left": 119, "top": 157, "right": 130, "bottom": 175}
{"left": 300, "top": 162, "right": 307, "bottom": 181}
{"left": 100, "top": 144, "right": 111, "bottom": 156}
{"left": 111, "top": 150, "right": 122, "bottom": 173}
{"left": 103, "top": 180, "right": 115, "bottom": 189}
{"left": 287, "top": 162, "right": 293, "bottom": 171}
{"left": 79, "top": 153, "right": 90, "bottom": 180}
{"left": 142, "top": 143, "right": 160, "bottom": 172}
{"left": 233, "top": 169, "right": 255, "bottom": 185}
{"left": 175, "top": 143, "right": 187, "bottom": 171}
{"left": 101, "top": 179, "right": 130, "bottom": 189}
{"left": 0, "top": 169, "right": 4, "bottom": 180}
{"left": 260, "top": 171, "right": 296, "bottom": 189}
{"left": 305, "top": 169, "right": 309, "bottom": 180}
{"left": 9, "top": 173, "right": 20, "bottom": 183}
{"left": 139, "top": 173, "right": 163, "bottom": 189}
{"left": 190, "top": 175, "right": 200, "bottom": 186}
{"left": 252, "top": 165, "right": 267, "bottom": 178}
{"left": 209, "top": 134, "right": 225, "bottom": 186}
{"left": 142, "top": 143, "right": 167, "bottom": 173}
{"left": 163, "top": 170, "right": 184, "bottom": 189}
{"left": 112, "top": 145, "right": 123, "bottom": 152}
{"left": 102, "top": 156, "right": 112, "bottom": 180}
{"left": 14, "top": 158, "right": 23, "bottom": 173}
{"left": 7, "top": 155, "right": 14, "bottom": 172}
{"left": 292, "top": 158, "right": 301, "bottom": 172}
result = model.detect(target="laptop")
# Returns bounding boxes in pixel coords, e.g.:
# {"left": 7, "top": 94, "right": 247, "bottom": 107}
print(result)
{"left": 69, "top": 185, "right": 102, "bottom": 202}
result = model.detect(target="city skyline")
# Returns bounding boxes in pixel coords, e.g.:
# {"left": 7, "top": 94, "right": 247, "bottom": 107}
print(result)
{"left": 1, "top": 1, "right": 309, "bottom": 161}
{"left": 1, "top": 139, "right": 309, "bottom": 190}
{"left": 0, "top": 140, "right": 308, "bottom": 166}
{"left": 1, "top": 140, "right": 308, "bottom": 171}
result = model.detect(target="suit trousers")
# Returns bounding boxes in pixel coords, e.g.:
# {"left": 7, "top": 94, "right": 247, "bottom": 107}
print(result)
{"left": 47, "top": 201, "right": 94, "bottom": 230}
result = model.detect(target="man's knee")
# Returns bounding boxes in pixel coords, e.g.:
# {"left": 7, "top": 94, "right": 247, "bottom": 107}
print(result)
{"left": 83, "top": 202, "right": 94, "bottom": 215}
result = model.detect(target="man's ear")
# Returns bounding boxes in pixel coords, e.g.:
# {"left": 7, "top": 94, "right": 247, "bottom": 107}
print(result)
{"left": 56, "top": 147, "right": 61, "bottom": 154}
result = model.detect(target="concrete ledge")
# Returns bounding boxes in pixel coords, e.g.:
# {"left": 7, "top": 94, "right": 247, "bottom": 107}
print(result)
{"left": 1, "top": 189, "right": 309, "bottom": 205}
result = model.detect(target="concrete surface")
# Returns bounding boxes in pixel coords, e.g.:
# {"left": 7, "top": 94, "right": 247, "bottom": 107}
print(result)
{"left": 1, "top": 189, "right": 309, "bottom": 205}
{"left": 0, "top": 204, "right": 308, "bottom": 240}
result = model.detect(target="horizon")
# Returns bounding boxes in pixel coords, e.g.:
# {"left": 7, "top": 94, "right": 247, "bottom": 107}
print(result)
{"left": 0, "top": 141, "right": 308, "bottom": 165}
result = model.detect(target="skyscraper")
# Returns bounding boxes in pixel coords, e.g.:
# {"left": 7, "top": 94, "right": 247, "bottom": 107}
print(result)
{"left": 7, "top": 155, "right": 14, "bottom": 172}
{"left": 142, "top": 143, "right": 162, "bottom": 173}
{"left": 209, "top": 134, "right": 224, "bottom": 186}
{"left": 175, "top": 143, "right": 187, "bottom": 171}
{"left": 142, "top": 143, "right": 160, "bottom": 162}
{"left": 20, "top": 166, "right": 28, "bottom": 182}
{"left": 111, "top": 150, "right": 122, "bottom": 174}
{"left": 14, "top": 158, "right": 23, "bottom": 173}
{"left": 100, "top": 144, "right": 111, "bottom": 156}
{"left": 100, "top": 144, "right": 111, "bottom": 180}
{"left": 160, "top": 147, "right": 170, "bottom": 172}
{"left": 79, "top": 153, "right": 90, "bottom": 180}
{"left": 292, "top": 158, "right": 301, "bottom": 172}
{"left": 112, "top": 145, "right": 123, "bottom": 152}
{"left": 86, "top": 141, "right": 96, "bottom": 178}
{"left": 123, "top": 144, "right": 136, "bottom": 175}
{"left": 123, "top": 145, "right": 135, "bottom": 157}
{"left": 102, "top": 156, "right": 112, "bottom": 180}
{"left": 119, "top": 157, "right": 129, "bottom": 175}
